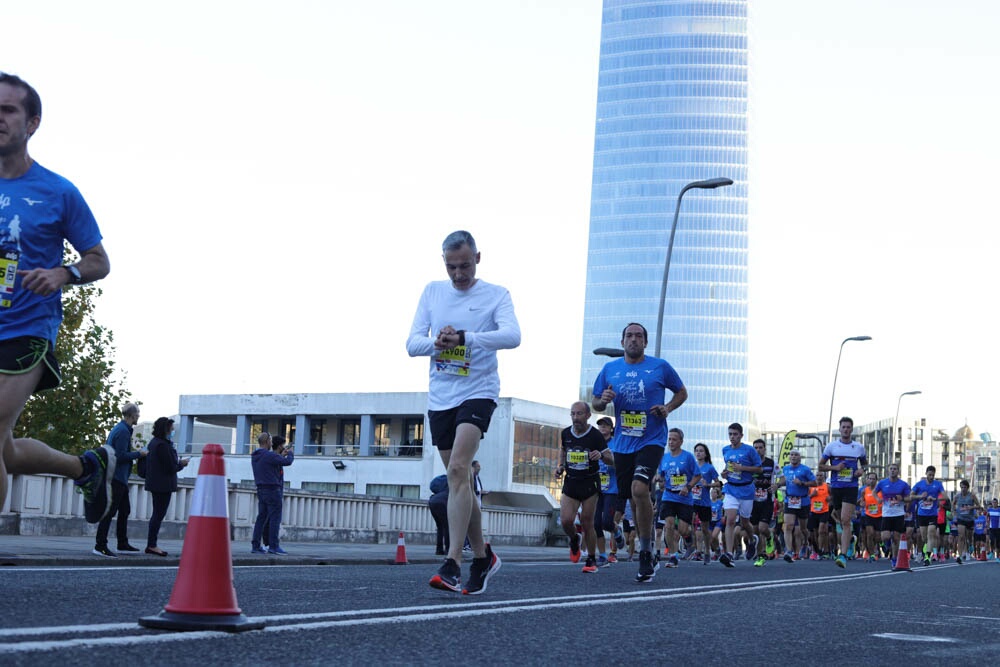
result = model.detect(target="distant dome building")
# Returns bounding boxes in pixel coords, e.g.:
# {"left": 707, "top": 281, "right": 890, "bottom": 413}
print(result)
{"left": 954, "top": 424, "right": 975, "bottom": 441}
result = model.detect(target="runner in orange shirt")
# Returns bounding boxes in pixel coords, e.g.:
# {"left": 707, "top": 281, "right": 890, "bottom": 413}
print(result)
{"left": 859, "top": 472, "right": 882, "bottom": 562}
{"left": 808, "top": 472, "right": 831, "bottom": 559}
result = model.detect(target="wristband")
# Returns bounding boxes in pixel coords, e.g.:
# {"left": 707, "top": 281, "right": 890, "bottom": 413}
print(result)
{"left": 457, "top": 330, "right": 466, "bottom": 345}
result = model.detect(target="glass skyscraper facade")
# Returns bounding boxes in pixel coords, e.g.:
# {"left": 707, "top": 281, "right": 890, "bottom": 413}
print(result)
{"left": 580, "top": 1, "right": 748, "bottom": 457}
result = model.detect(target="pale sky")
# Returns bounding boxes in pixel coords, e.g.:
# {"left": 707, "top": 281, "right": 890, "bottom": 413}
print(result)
{"left": 6, "top": 0, "right": 999, "bottom": 439}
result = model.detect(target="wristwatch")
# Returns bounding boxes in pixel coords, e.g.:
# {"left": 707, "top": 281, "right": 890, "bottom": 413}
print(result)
{"left": 63, "top": 265, "right": 82, "bottom": 285}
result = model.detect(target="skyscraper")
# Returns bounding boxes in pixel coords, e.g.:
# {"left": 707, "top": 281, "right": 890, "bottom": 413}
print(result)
{"left": 580, "top": 0, "right": 749, "bottom": 457}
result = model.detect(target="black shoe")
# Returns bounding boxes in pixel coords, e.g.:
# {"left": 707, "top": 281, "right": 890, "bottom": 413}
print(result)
{"left": 635, "top": 550, "right": 655, "bottom": 583}
{"left": 720, "top": 552, "right": 734, "bottom": 568}
{"left": 463, "top": 544, "right": 501, "bottom": 595}
{"left": 75, "top": 446, "right": 116, "bottom": 524}
{"left": 745, "top": 535, "right": 759, "bottom": 561}
{"left": 429, "top": 558, "right": 462, "bottom": 592}
{"left": 117, "top": 543, "right": 140, "bottom": 552}
{"left": 92, "top": 546, "right": 117, "bottom": 558}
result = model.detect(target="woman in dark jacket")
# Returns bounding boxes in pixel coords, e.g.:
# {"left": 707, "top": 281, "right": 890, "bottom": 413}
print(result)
{"left": 144, "top": 417, "right": 189, "bottom": 556}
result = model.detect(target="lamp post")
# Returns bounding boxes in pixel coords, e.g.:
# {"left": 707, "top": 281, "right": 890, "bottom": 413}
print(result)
{"left": 654, "top": 177, "right": 733, "bottom": 358}
{"left": 826, "top": 335, "right": 872, "bottom": 444}
{"left": 593, "top": 347, "right": 624, "bottom": 358}
{"left": 892, "top": 390, "right": 922, "bottom": 461}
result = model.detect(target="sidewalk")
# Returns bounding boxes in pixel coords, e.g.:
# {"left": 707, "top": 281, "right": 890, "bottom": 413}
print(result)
{"left": 0, "top": 534, "right": 569, "bottom": 567}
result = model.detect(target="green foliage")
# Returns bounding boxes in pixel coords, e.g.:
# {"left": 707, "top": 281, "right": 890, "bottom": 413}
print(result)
{"left": 13, "top": 246, "right": 131, "bottom": 455}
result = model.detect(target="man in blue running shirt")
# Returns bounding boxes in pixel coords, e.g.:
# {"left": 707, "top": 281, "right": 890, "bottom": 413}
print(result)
{"left": 719, "top": 423, "right": 762, "bottom": 567}
{"left": 0, "top": 73, "right": 114, "bottom": 524}
{"left": 593, "top": 323, "right": 687, "bottom": 583}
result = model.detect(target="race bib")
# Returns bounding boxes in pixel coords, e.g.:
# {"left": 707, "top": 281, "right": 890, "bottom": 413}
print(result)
{"left": 919, "top": 499, "right": 935, "bottom": 510}
{"left": 787, "top": 496, "right": 802, "bottom": 509}
{"left": 670, "top": 474, "right": 686, "bottom": 491}
{"left": 690, "top": 485, "right": 702, "bottom": 498}
{"left": 567, "top": 450, "right": 588, "bottom": 470}
{"left": 0, "top": 248, "right": 18, "bottom": 309}
{"left": 620, "top": 411, "right": 646, "bottom": 437}
{"left": 812, "top": 500, "right": 824, "bottom": 512}
{"left": 755, "top": 487, "right": 768, "bottom": 501}
{"left": 726, "top": 461, "right": 739, "bottom": 476}
{"left": 867, "top": 503, "right": 879, "bottom": 514}
{"left": 837, "top": 468, "right": 853, "bottom": 481}
{"left": 435, "top": 345, "right": 471, "bottom": 376}
{"left": 600, "top": 473, "right": 610, "bottom": 490}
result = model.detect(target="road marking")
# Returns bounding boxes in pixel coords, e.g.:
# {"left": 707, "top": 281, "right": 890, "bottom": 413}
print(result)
{"left": 0, "top": 569, "right": 900, "bottom": 654}
{"left": 872, "top": 633, "right": 958, "bottom": 643}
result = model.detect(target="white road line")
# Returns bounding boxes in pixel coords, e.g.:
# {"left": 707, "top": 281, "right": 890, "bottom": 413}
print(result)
{"left": 872, "top": 633, "right": 958, "bottom": 643}
{"left": 0, "top": 569, "right": 900, "bottom": 654}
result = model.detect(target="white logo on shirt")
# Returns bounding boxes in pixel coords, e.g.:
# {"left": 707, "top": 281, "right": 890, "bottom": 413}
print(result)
{"left": 21, "top": 198, "right": 42, "bottom": 206}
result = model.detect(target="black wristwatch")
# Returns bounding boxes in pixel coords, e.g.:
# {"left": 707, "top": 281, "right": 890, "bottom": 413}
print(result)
{"left": 63, "top": 265, "right": 82, "bottom": 285}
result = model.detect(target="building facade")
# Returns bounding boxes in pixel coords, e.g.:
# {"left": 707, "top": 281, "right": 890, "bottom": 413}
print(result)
{"left": 580, "top": 0, "right": 749, "bottom": 458}
{"left": 176, "top": 393, "right": 568, "bottom": 507}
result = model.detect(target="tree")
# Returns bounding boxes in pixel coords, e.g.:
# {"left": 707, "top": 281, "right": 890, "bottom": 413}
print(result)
{"left": 13, "top": 246, "right": 131, "bottom": 455}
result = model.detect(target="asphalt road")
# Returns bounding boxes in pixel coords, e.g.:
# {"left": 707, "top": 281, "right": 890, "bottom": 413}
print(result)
{"left": 1, "top": 558, "right": 997, "bottom": 666}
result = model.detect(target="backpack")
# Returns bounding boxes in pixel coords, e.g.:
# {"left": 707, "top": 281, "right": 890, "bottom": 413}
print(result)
{"left": 136, "top": 455, "right": 147, "bottom": 479}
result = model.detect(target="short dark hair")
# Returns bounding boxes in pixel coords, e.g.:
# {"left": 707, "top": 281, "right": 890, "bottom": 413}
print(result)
{"left": 596, "top": 417, "right": 613, "bottom": 428}
{"left": 926, "top": 465, "right": 936, "bottom": 473}
{"left": 752, "top": 438, "right": 766, "bottom": 447}
{"left": 839, "top": 416, "right": 854, "bottom": 427}
{"left": 621, "top": 322, "right": 648, "bottom": 343}
{"left": 271, "top": 435, "right": 286, "bottom": 450}
{"left": 960, "top": 480, "right": 969, "bottom": 487}
{"left": 728, "top": 422, "right": 743, "bottom": 435}
{"left": 0, "top": 72, "right": 42, "bottom": 120}
{"left": 669, "top": 427, "right": 684, "bottom": 441}
{"left": 152, "top": 417, "right": 174, "bottom": 439}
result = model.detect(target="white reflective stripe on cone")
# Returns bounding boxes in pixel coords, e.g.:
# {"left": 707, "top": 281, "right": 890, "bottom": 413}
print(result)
{"left": 189, "top": 474, "right": 229, "bottom": 518}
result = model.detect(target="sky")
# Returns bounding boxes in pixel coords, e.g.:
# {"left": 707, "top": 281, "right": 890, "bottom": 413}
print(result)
{"left": 6, "top": 0, "right": 999, "bottom": 439}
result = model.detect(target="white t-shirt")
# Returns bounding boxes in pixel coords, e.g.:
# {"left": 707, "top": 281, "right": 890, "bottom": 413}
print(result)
{"left": 406, "top": 279, "right": 520, "bottom": 411}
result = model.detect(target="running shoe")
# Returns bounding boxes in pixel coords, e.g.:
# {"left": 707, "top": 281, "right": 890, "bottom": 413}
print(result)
{"left": 745, "top": 535, "right": 758, "bottom": 561}
{"left": 569, "top": 534, "right": 581, "bottom": 563}
{"left": 666, "top": 555, "right": 679, "bottom": 568}
{"left": 923, "top": 556, "right": 930, "bottom": 567}
{"left": 835, "top": 554, "right": 847, "bottom": 569}
{"left": 809, "top": 553, "right": 819, "bottom": 561}
{"left": 267, "top": 547, "right": 288, "bottom": 555}
{"left": 766, "top": 536, "right": 775, "bottom": 556}
{"left": 582, "top": 556, "right": 598, "bottom": 574}
{"left": 703, "top": 552, "right": 710, "bottom": 566}
{"left": 846, "top": 539, "right": 855, "bottom": 559}
{"left": 754, "top": 555, "right": 766, "bottom": 567}
{"left": 868, "top": 554, "right": 876, "bottom": 564}
{"left": 597, "top": 554, "right": 608, "bottom": 567}
{"left": 251, "top": 546, "right": 267, "bottom": 554}
{"left": 92, "top": 546, "right": 117, "bottom": 558}
{"left": 464, "top": 544, "right": 501, "bottom": 595}
{"left": 635, "top": 550, "right": 656, "bottom": 582}
{"left": 117, "top": 543, "right": 140, "bottom": 552}
{"left": 614, "top": 527, "right": 625, "bottom": 550}
{"left": 784, "top": 552, "right": 794, "bottom": 563}
{"left": 75, "top": 446, "right": 116, "bottom": 524}
{"left": 956, "top": 556, "right": 963, "bottom": 565}
{"left": 681, "top": 545, "right": 697, "bottom": 560}
{"left": 930, "top": 553, "right": 938, "bottom": 562}
{"left": 607, "top": 553, "right": 618, "bottom": 564}
{"left": 719, "top": 552, "right": 734, "bottom": 568}
{"left": 652, "top": 550, "right": 660, "bottom": 571}
{"left": 430, "top": 557, "right": 462, "bottom": 593}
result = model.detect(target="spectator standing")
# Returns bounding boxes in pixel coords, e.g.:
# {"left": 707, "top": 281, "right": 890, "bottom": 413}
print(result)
{"left": 143, "top": 417, "right": 189, "bottom": 556}
{"left": 93, "top": 403, "right": 146, "bottom": 557}
{"left": 250, "top": 432, "right": 294, "bottom": 555}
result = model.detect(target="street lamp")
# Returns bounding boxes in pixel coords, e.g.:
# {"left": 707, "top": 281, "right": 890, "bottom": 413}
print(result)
{"left": 826, "top": 335, "right": 872, "bottom": 444}
{"left": 892, "top": 390, "right": 922, "bottom": 460}
{"left": 593, "top": 347, "right": 624, "bottom": 358}
{"left": 654, "top": 177, "right": 734, "bottom": 358}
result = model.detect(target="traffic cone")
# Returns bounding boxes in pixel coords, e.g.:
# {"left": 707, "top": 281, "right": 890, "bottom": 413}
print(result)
{"left": 139, "top": 444, "right": 264, "bottom": 632}
{"left": 893, "top": 535, "right": 912, "bottom": 572}
{"left": 395, "top": 531, "right": 408, "bottom": 564}
{"left": 978, "top": 543, "right": 987, "bottom": 561}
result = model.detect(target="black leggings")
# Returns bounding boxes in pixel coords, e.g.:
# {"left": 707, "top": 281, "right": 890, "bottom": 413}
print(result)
{"left": 147, "top": 492, "right": 172, "bottom": 548}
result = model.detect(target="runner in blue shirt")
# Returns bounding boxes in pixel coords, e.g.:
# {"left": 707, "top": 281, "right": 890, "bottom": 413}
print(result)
{"left": 988, "top": 499, "right": 1000, "bottom": 559}
{"left": 691, "top": 443, "right": 719, "bottom": 565}
{"left": 719, "top": 422, "right": 763, "bottom": 567}
{"left": 874, "top": 463, "right": 911, "bottom": 565}
{"left": 592, "top": 322, "right": 687, "bottom": 583}
{"left": 910, "top": 465, "right": 945, "bottom": 566}
{"left": 773, "top": 449, "right": 817, "bottom": 563}
{"left": 653, "top": 428, "right": 701, "bottom": 568}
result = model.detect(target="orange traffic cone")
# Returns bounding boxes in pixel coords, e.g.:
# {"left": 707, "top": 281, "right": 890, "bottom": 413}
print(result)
{"left": 139, "top": 444, "right": 264, "bottom": 632}
{"left": 395, "top": 531, "right": 408, "bottom": 564}
{"left": 978, "top": 543, "right": 988, "bottom": 561}
{"left": 893, "top": 535, "right": 912, "bottom": 572}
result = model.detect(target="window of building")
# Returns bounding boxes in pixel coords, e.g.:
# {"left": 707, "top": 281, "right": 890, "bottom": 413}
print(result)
{"left": 366, "top": 483, "right": 420, "bottom": 499}
{"left": 340, "top": 420, "right": 360, "bottom": 456}
{"left": 374, "top": 420, "right": 391, "bottom": 456}
{"left": 512, "top": 420, "right": 562, "bottom": 500}
{"left": 400, "top": 418, "right": 424, "bottom": 457}
{"left": 280, "top": 419, "right": 296, "bottom": 445}
{"left": 309, "top": 419, "right": 327, "bottom": 455}
{"left": 250, "top": 419, "right": 268, "bottom": 449}
{"left": 302, "top": 481, "right": 355, "bottom": 494}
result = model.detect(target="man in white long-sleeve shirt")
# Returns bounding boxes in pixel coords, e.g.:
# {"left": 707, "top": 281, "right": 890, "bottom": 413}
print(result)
{"left": 407, "top": 230, "right": 520, "bottom": 595}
